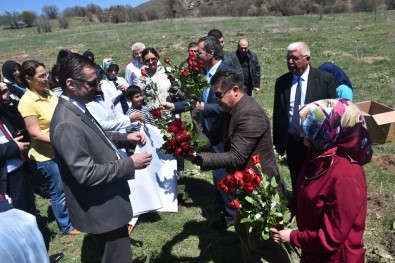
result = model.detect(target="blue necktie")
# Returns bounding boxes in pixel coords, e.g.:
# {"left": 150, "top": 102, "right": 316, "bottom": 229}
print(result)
{"left": 291, "top": 77, "right": 302, "bottom": 138}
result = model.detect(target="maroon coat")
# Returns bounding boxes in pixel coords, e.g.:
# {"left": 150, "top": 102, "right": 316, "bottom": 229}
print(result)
{"left": 290, "top": 154, "right": 367, "bottom": 263}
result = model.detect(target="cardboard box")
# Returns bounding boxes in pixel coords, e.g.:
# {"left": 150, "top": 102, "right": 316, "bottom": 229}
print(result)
{"left": 356, "top": 100, "right": 395, "bottom": 144}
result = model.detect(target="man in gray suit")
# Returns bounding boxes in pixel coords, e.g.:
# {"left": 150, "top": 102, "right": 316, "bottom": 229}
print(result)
{"left": 50, "top": 53, "right": 152, "bottom": 263}
{"left": 190, "top": 70, "right": 289, "bottom": 263}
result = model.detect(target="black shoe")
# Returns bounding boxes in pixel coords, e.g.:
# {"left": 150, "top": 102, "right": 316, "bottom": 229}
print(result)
{"left": 49, "top": 253, "right": 64, "bottom": 263}
{"left": 210, "top": 218, "right": 234, "bottom": 231}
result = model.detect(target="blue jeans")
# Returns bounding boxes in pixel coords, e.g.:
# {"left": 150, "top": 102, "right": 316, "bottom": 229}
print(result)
{"left": 34, "top": 159, "right": 73, "bottom": 233}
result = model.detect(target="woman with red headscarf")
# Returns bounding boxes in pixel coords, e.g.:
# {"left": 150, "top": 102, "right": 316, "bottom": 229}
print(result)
{"left": 270, "top": 99, "right": 372, "bottom": 263}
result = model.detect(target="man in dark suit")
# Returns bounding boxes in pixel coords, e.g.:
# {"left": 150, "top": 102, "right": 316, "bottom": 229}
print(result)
{"left": 190, "top": 70, "right": 289, "bottom": 263}
{"left": 273, "top": 41, "right": 336, "bottom": 195}
{"left": 50, "top": 53, "right": 152, "bottom": 263}
{"left": 208, "top": 29, "right": 244, "bottom": 81}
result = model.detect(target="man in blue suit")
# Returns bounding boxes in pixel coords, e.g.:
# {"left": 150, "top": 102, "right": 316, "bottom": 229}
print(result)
{"left": 162, "top": 36, "right": 236, "bottom": 230}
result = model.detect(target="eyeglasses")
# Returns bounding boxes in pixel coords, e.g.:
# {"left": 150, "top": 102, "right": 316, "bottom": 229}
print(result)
{"left": 214, "top": 86, "right": 233, "bottom": 99}
{"left": 73, "top": 78, "right": 99, "bottom": 89}
{"left": 286, "top": 55, "right": 307, "bottom": 62}
{"left": 144, "top": 57, "right": 158, "bottom": 64}
{"left": 36, "top": 72, "right": 49, "bottom": 79}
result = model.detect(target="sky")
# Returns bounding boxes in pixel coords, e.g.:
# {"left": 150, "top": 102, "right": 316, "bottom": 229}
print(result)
{"left": 1, "top": 0, "right": 149, "bottom": 14}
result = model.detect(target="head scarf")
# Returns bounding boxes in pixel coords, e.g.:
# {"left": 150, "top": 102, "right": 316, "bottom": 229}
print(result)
{"left": 300, "top": 99, "right": 372, "bottom": 167}
{"left": 319, "top": 62, "right": 353, "bottom": 90}
{"left": 2, "top": 60, "right": 21, "bottom": 83}
{"left": 102, "top": 58, "right": 119, "bottom": 74}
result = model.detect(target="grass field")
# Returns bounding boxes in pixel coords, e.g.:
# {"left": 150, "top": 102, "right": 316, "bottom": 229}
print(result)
{"left": 1, "top": 11, "right": 394, "bottom": 262}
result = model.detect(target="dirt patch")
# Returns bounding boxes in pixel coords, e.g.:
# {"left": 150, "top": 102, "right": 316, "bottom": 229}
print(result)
{"left": 341, "top": 52, "right": 353, "bottom": 57}
{"left": 368, "top": 191, "right": 392, "bottom": 213}
{"left": 372, "top": 154, "right": 395, "bottom": 172}
{"left": 356, "top": 56, "right": 389, "bottom": 64}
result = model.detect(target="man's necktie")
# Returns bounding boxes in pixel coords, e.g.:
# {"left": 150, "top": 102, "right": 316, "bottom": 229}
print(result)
{"left": 0, "top": 117, "right": 25, "bottom": 160}
{"left": 85, "top": 109, "right": 122, "bottom": 159}
{"left": 291, "top": 77, "right": 302, "bottom": 138}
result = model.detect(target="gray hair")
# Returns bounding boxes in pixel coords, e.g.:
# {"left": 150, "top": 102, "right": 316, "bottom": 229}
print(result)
{"left": 287, "top": 42, "right": 310, "bottom": 57}
{"left": 131, "top": 42, "right": 145, "bottom": 52}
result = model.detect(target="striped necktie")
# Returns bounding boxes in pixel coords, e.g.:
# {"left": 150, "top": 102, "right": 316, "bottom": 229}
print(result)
{"left": 290, "top": 77, "right": 302, "bottom": 138}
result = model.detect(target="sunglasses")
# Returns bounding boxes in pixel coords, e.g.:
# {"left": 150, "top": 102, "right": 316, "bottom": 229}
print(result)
{"left": 73, "top": 78, "right": 99, "bottom": 88}
{"left": 144, "top": 57, "right": 158, "bottom": 64}
{"left": 214, "top": 86, "right": 233, "bottom": 99}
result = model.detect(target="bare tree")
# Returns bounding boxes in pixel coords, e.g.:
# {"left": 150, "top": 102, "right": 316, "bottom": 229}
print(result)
{"left": 3, "top": 11, "right": 20, "bottom": 28}
{"left": 42, "top": 5, "right": 59, "bottom": 19}
{"left": 166, "top": 0, "right": 178, "bottom": 21}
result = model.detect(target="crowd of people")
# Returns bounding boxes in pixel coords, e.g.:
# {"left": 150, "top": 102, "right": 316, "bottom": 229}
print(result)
{"left": 0, "top": 26, "right": 371, "bottom": 263}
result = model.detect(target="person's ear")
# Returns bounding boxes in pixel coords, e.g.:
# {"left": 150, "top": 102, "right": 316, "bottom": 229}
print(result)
{"left": 66, "top": 78, "right": 76, "bottom": 91}
{"left": 305, "top": 56, "right": 311, "bottom": 62}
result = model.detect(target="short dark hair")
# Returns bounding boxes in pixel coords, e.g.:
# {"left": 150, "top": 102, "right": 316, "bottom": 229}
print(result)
{"left": 187, "top": 42, "right": 198, "bottom": 49}
{"left": 210, "top": 69, "right": 243, "bottom": 93}
{"left": 56, "top": 49, "right": 72, "bottom": 65}
{"left": 198, "top": 36, "right": 223, "bottom": 60}
{"left": 82, "top": 50, "right": 95, "bottom": 62}
{"left": 125, "top": 85, "right": 142, "bottom": 99}
{"left": 208, "top": 29, "right": 223, "bottom": 39}
{"left": 59, "top": 53, "right": 95, "bottom": 91}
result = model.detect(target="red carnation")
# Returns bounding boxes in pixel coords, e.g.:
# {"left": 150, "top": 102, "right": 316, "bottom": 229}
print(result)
{"left": 168, "top": 75, "right": 175, "bottom": 82}
{"left": 250, "top": 155, "right": 261, "bottom": 165}
{"left": 197, "top": 60, "right": 205, "bottom": 69}
{"left": 189, "top": 54, "right": 197, "bottom": 61}
{"left": 188, "top": 51, "right": 196, "bottom": 58}
{"left": 218, "top": 180, "right": 229, "bottom": 194}
{"left": 229, "top": 199, "right": 241, "bottom": 210}
{"left": 149, "top": 108, "right": 162, "bottom": 119}
{"left": 252, "top": 175, "right": 262, "bottom": 186}
{"left": 164, "top": 56, "right": 171, "bottom": 64}
{"left": 243, "top": 183, "right": 255, "bottom": 193}
{"left": 141, "top": 67, "right": 148, "bottom": 77}
{"left": 234, "top": 171, "right": 244, "bottom": 182}
{"left": 182, "top": 69, "right": 189, "bottom": 77}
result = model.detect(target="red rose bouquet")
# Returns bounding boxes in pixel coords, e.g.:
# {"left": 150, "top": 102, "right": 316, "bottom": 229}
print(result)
{"left": 162, "top": 53, "right": 207, "bottom": 101}
{"left": 160, "top": 117, "right": 206, "bottom": 158}
{"left": 218, "top": 155, "right": 293, "bottom": 241}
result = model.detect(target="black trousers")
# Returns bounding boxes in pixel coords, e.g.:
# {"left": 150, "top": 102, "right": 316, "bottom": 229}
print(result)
{"left": 285, "top": 133, "right": 308, "bottom": 195}
{"left": 6, "top": 165, "right": 36, "bottom": 215}
{"left": 93, "top": 225, "right": 132, "bottom": 263}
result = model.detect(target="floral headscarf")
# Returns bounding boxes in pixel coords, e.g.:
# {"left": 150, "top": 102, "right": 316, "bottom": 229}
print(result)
{"left": 102, "top": 58, "right": 119, "bottom": 74}
{"left": 299, "top": 99, "right": 372, "bottom": 166}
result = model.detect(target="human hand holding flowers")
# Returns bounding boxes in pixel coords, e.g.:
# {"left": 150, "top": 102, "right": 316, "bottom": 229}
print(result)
{"left": 270, "top": 228, "right": 292, "bottom": 243}
{"left": 218, "top": 154, "right": 292, "bottom": 240}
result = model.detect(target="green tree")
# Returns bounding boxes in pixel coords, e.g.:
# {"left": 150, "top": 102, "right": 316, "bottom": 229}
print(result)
{"left": 20, "top": 11, "right": 37, "bottom": 27}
